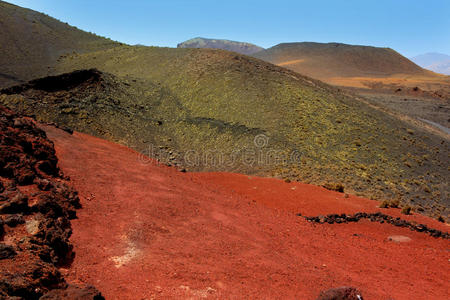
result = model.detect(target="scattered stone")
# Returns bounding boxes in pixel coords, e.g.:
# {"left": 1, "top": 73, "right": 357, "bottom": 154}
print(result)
{"left": 379, "top": 199, "right": 399, "bottom": 208}
{"left": 303, "top": 211, "right": 449, "bottom": 239}
{"left": 323, "top": 183, "right": 344, "bottom": 193}
{"left": 317, "top": 286, "right": 363, "bottom": 300}
{"left": 401, "top": 206, "right": 412, "bottom": 215}
{"left": 61, "top": 127, "right": 74, "bottom": 135}
{"left": 25, "top": 218, "right": 41, "bottom": 235}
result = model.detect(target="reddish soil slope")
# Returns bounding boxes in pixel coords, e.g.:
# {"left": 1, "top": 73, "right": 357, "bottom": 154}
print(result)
{"left": 42, "top": 125, "right": 449, "bottom": 300}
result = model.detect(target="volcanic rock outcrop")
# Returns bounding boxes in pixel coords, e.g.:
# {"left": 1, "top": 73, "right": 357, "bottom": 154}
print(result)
{"left": 0, "top": 105, "right": 103, "bottom": 299}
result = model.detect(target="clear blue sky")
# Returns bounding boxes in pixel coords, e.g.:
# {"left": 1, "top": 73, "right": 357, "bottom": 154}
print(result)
{"left": 6, "top": 0, "right": 450, "bottom": 57}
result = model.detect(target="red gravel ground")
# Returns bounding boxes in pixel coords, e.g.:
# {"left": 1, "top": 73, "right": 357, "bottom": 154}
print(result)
{"left": 41, "top": 125, "right": 449, "bottom": 300}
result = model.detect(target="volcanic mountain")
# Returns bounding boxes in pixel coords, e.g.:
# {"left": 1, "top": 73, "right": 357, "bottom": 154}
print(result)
{"left": 0, "top": 3, "right": 448, "bottom": 218}
{"left": 177, "top": 37, "right": 264, "bottom": 55}
{"left": 252, "top": 42, "right": 450, "bottom": 91}
{"left": 253, "top": 42, "right": 426, "bottom": 77}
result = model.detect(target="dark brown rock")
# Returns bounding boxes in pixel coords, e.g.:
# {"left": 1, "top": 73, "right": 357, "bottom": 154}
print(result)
{"left": 4, "top": 214, "right": 25, "bottom": 227}
{"left": 323, "top": 183, "right": 345, "bottom": 193}
{"left": 0, "top": 192, "right": 28, "bottom": 214}
{"left": 0, "top": 243, "right": 16, "bottom": 259}
{"left": 317, "top": 286, "right": 363, "bottom": 300}
{"left": 0, "top": 105, "right": 101, "bottom": 298}
{"left": 40, "top": 285, "right": 105, "bottom": 300}
{"left": 302, "top": 211, "right": 449, "bottom": 239}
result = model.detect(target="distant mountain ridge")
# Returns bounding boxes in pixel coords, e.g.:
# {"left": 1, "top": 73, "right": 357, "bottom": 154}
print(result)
{"left": 177, "top": 37, "right": 264, "bottom": 55}
{"left": 411, "top": 53, "right": 450, "bottom": 75}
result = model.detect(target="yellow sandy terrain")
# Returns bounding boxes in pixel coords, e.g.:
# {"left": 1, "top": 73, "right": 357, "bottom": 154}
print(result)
{"left": 326, "top": 73, "right": 450, "bottom": 90}
{"left": 275, "top": 56, "right": 450, "bottom": 95}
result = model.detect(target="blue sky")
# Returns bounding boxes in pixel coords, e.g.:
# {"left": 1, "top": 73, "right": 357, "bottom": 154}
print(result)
{"left": 6, "top": 0, "right": 450, "bottom": 57}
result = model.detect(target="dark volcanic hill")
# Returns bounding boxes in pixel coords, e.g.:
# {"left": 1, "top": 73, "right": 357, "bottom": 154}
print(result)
{"left": 177, "top": 37, "right": 264, "bottom": 55}
{"left": 0, "top": 0, "right": 118, "bottom": 88}
{"left": 252, "top": 42, "right": 428, "bottom": 79}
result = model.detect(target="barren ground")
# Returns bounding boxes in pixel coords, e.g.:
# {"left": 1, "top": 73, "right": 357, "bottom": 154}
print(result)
{"left": 41, "top": 125, "right": 449, "bottom": 300}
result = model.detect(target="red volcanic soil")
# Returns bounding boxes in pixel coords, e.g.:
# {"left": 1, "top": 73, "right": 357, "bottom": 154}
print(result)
{"left": 41, "top": 125, "right": 449, "bottom": 300}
